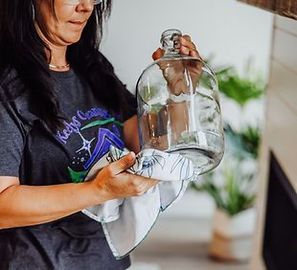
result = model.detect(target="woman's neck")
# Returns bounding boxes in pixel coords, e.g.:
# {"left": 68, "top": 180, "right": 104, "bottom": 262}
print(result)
{"left": 47, "top": 45, "right": 70, "bottom": 72}
{"left": 47, "top": 45, "right": 68, "bottom": 67}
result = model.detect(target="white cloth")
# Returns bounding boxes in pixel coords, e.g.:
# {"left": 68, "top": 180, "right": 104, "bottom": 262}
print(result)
{"left": 82, "top": 146, "right": 197, "bottom": 259}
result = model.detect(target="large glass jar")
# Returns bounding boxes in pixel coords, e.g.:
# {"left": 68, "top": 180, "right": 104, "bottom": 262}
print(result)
{"left": 136, "top": 29, "right": 224, "bottom": 177}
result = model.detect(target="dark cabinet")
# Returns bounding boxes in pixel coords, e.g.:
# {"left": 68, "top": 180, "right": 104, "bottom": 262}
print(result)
{"left": 240, "top": 0, "right": 297, "bottom": 20}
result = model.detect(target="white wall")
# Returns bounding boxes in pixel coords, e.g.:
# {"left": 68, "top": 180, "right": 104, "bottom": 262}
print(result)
{"left": 252, "top": 15, "right": 297, "bottom": 269}
{"left": 101, "top": 0, "right": 273, "bottom": 92}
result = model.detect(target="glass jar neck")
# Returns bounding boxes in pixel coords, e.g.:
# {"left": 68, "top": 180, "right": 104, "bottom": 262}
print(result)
{"left": 160, "top": 29, "right": 182, "bottom": 57}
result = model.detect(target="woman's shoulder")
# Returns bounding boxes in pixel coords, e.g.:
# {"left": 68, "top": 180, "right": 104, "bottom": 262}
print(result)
{"left": 0, "top": 68, "right": 38, "bottom": 127}
{"left": 0, "top": 68, "right": 27, "bottom": 103}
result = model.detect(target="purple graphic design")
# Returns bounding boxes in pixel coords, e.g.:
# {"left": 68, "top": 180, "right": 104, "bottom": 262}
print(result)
{"left": 83, "top": 128, "right": 124, "bottom": 170}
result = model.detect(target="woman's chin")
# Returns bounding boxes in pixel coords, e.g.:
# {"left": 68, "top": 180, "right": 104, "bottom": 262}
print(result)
{"left": 62, "top": 34, "right": 83, "bottom": 45}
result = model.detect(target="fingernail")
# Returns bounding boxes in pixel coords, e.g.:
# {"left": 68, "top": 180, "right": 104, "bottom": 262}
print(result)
{"left": 128, "top": 151, "right": 136, "bottom": 160}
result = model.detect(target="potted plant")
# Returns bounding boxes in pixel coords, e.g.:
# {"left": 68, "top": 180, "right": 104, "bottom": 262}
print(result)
{"left": 192, "top": 65, "right": 265, "bottom": 261}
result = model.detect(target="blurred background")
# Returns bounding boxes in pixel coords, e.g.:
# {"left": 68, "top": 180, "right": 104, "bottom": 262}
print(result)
{"left": 101, "top": 0, "right": 297, "bottom": 269}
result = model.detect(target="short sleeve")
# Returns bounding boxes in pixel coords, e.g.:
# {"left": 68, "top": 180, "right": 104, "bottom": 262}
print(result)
{"left": 121, "top": 88, "right": 137, "bottom": 122}
{"left": 0, "top": 101, "right": 25, "bottom": 177}
{"left": 98, "top": 52, "right": 137, "bottom": 122}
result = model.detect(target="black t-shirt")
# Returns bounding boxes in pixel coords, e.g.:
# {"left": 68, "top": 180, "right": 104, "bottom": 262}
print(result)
{"left": 0, "top": 68, "right": 137, "bottom": 269}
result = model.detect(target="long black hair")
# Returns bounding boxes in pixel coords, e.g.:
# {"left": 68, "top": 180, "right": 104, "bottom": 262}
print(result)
{"left": 0, "top": 0, "right": 130, "bottom": 132}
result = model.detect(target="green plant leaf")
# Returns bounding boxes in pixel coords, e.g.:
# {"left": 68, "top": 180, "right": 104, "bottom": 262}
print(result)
{"left": 215, "top": 67, "right": 264, "bottom": 106}
{"left": 240, "top": 126, "right": 261, "bottom": 158}
{"left": 224, "top": 124, "right": 261, "bottom": 159}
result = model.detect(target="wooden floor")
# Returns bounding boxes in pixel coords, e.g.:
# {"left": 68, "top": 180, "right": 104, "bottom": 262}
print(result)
{"left": 129, "top": 192, "right": 250, "bottom": 270}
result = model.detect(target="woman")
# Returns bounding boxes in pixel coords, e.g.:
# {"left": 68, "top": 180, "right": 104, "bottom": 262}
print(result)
{"left": 0, "top": 0, "right": 199, "bottom": 269}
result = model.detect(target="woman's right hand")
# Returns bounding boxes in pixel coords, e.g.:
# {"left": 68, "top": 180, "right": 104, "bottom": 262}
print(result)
{"left": 92, "top": 152, "right": 158, "bottom": 202}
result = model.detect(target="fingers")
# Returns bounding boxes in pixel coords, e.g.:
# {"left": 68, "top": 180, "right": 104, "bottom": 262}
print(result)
{"left": 152, "top": 35, "right": 200, "bottom": 60}
{"left": 108, "top": 152, "right": 136, "bottom": 176}
{"left": 129, "top": 175, "right": 159, "bottom": 196}
{"left": 94, "top": 155, "right": 159, "bottom": 200}
{"left": 180, "top": 35, "right": 196, "bottom": 50}
{"left": 152, "top": 48, "right": 164, "bottom": 61}
{"left": 180, "top": 35, "right": 200, "bottom": 58}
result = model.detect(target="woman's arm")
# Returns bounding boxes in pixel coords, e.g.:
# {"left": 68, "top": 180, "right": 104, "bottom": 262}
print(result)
{"left": 0, "top": 153, "right": 157, "bottom": 229}
{"left": 123, "top": 115, "right": 141, "bottom": 153}
{"left": 0, "top": 177, "right": 100, "bottom": 229}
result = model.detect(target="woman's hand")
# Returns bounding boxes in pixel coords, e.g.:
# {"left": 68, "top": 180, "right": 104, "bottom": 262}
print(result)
{"left": 93, "top": 152, "right": 158, "bottom": 201}
{"left": 152, "top": 34, "right": 203, "bottom": 95}
{"left": 152, "top": 35, "right": 200, "bottom": 60}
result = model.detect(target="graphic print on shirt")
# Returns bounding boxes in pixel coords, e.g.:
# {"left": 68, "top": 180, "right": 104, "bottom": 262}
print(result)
{"left": 56, "top": 107, "right": 125, "bottom": 183}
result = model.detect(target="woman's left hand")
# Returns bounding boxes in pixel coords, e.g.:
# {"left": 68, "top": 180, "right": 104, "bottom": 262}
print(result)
{"left": 152, "top": 35, "right": 200, "bottom": 60}
{"left": 152, "top": 34, "right": 202, "bottom": 94}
